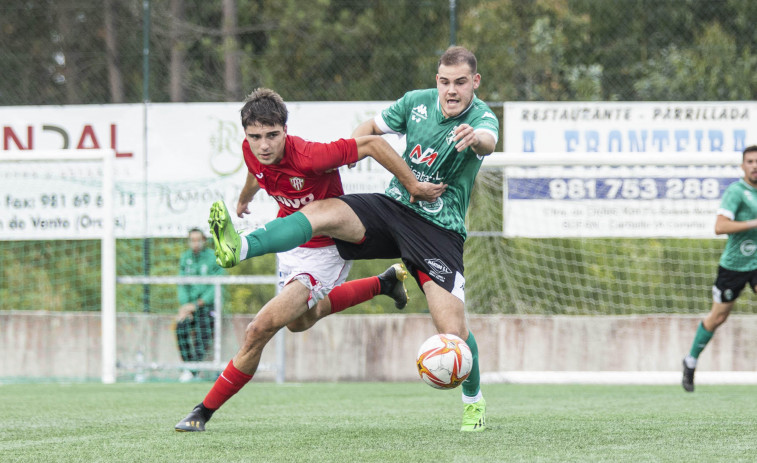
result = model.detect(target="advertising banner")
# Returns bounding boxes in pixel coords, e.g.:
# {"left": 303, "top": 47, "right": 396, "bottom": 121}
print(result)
{"left": 503, "top": 165, "right": 739, "bottom": 238}
{"left": 504, "top": 101, "right": 755, "bottom": 154}
{"left": 502, "top": 102, "right": 756, "bottom": 238}
{"left": 1, "top": 102, "right": 399, "bottom": 239}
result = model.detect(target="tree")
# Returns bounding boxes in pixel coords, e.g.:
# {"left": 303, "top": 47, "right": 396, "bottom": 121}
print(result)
{"left": 104, "top": 0, "right": 125, "bottom": 103}
{"left": 169, "top": 0, "right": 187, "bottom": 102}
{"left": 458, "top": 0, "right": 594, "bottom": 101}
{"left": 222, "top": 0, "right": 241, "bottom": 101}
{"left": 634, "top": 22, "right": 757, "bottom": 101}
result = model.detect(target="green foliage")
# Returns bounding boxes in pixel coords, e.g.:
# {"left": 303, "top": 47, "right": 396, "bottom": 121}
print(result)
{"left": 0, "top": 240, "right": 101, "bottom": 311}
{"left": 3, "top": 1, "right": 756, "bottom": 104}
{"left": 0, "top": 237, "right": 427, "bottom": 315}
{"left": 464, "top": 236, "right": 729, "bottom": 315}
{"left": 634, "top": 23, "right": 757, "bottom": 100}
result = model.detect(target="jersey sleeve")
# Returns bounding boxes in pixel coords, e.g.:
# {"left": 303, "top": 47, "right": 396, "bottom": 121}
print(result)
{"left": 472, "top": 103, "right": 500, "bottom": 145}
{"left": 305, "top": 138, "right": 358, "bottom": 175}
{"left": 717, "top": 183, "right": 741, "bottom": 220}
{"left": 377, "top": 94, "right": 411, "bottom": 135}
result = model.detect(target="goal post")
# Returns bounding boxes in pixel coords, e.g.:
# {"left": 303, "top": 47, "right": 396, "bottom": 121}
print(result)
{"left": 0, "top": 149, "right": 117, "bottom": 384}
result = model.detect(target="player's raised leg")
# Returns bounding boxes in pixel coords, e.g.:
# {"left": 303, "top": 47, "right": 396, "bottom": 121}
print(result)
{"left": 209, "top": 200, "right": 316, "bottom": 268}
{"left": 286, "top": 263, "right": 409, "bottom": 333}
{"left": 326, "top": 262, "right": 408, "bottom": 312}
{"left": 175, "top": 281, "right": 311, "bottom": 431}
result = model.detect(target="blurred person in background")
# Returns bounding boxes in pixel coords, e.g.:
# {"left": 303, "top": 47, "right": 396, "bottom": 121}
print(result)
{"left": 176, "top": 227, "right": 225, "bottom": 382}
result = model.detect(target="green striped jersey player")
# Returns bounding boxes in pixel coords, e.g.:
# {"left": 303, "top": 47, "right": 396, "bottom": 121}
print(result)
{"left": 682, "top": 144, "right": 757, "bottom": 392}
{"left": 378, "top": 87, "right": 499, "bottom": 239}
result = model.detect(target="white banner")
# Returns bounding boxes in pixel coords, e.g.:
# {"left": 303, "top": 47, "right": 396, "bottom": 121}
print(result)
{"left": 504, "top": 165, "right": 739, "bottom": 238}
{"left": 501, "top": 102, "right": 756, "bottom": 238}
{"left": 504, "top": 101, "right": 756, "bottom": 154}
{"left": 0, "top": 102, "right": 400, "bottom": 240}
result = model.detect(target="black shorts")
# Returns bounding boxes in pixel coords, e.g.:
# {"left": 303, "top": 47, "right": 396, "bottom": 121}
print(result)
{"left": 712, "top": 266, "right": 757, "bottom": 302}
{"left": 334, "top": 193, "right": 465, "bottom": 299}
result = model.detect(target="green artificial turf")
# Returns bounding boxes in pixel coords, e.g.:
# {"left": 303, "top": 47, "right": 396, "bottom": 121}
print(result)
{"left": 3, "top": 382, "right": 756, "bottom": 462}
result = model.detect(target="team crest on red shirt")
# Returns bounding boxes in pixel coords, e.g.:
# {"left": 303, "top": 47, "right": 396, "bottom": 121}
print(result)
{"left": 289, "top": 176, "right": 304, "bottom": 191}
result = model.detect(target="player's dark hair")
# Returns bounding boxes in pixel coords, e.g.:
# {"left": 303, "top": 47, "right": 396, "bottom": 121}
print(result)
{"left": 743, "top": 145, "right": 757, "bottom": 159}
{"left": 240, "top": 88, "right": 288, "bottom": 128}
{"left": 438, "top": 46, "right": 477, "bottom": 75}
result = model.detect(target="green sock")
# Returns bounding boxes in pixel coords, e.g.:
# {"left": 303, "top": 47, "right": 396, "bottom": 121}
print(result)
{"left": 244, "top": 212, "right": 313, "bottom": 258}
{"left": 688, "top": 321, "right": 714, "bottom": 359}
{"left": 462, "top": 330, "right": 481, "bottom": 398}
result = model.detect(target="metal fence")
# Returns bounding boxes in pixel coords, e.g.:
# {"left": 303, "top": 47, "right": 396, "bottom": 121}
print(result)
{"left": 3, "top": 0, "right": 757, "bottom": 317}
{"left": 2, "top": 0, "right": 756, "bottom": 106}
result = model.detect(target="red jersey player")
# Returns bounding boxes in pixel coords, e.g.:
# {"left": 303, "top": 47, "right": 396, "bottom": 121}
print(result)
{"left": 175, "top": 88, "right": 445, "bottom": 432}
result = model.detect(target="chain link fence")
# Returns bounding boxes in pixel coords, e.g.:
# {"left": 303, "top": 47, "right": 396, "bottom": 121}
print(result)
{"left": 2, "top": 0, "right": 756, "bottom": 106}
{"left": 3, "top": 0, "right": 757, "bottom": 316}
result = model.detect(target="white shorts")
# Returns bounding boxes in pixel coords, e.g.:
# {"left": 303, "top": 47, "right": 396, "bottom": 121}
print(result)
{"left": 277, "top": 245, "right": 353, "bottom": 309}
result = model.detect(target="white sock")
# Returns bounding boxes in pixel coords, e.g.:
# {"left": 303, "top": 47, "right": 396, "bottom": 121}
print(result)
{"left": 462, "top": 391, "right": 483, "bottom": 404}
{"left": 239, "top": 233, "right": 249, "bottom": 260}
{"left": 684, "top": 354, "right": 697, "bottom": 369}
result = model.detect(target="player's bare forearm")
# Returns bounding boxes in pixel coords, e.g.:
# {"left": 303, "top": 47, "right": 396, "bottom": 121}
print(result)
{"left": 351, "top": 119, "right": 383, "bottom": 138}
{"left": 715, "top": 215, "right": 757, "bottom": 235}
{"left": 355, "top": 136, "right": 445, "bottom": 202}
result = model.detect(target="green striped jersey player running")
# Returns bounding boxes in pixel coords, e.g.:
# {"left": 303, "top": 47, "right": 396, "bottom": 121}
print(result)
{"left": 682, "top": 144, "right": 757, "bottom": 392}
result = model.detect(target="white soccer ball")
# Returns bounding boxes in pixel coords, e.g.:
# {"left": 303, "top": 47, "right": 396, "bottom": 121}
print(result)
{"left": 416, "top": 333, "right": 473, "bottom": 389}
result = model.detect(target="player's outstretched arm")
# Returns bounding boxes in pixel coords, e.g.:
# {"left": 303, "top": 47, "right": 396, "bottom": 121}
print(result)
{"left": 236, "top": 172, "right": 261, "bottom": 218}
{"left": 714, "top": 214, "right": 757, "bottom": 235}
{"left": 355, "top": 135, "right": 447, "bottom": 203}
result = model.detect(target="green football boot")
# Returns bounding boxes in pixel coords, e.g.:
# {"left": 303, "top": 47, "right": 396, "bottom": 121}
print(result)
{"left": 460, "top": 397, "right": 486, "bottom": 432}
{"left": 208, "top": 200, "right": 242, "bottom": 268}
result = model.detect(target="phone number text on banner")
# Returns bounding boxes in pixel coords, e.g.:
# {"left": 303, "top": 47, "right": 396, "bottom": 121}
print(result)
{"left": 508, "top": 177, "right": 732, "bottom": 201}
{"left": 503, "top": 166, "right": 740, "bottom": 238}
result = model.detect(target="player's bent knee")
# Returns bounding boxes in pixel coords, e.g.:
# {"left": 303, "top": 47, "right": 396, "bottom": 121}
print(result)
{"left": 243, "top": 318, "right": 279, "bottom": 345}
{"left": 286, "top": 310, "right": 317, "bottom": 333}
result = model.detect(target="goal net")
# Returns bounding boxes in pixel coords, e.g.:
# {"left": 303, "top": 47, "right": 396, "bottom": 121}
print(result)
{"left": 465, "top": 152, "right": 745, "bottom": 316}
{"left": 0, "top": 149, "right": 281, "bottom": 384}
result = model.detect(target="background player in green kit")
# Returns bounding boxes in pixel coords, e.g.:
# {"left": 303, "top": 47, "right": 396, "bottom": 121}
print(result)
{"left": 682, "top": 145, "right": 757, "bottom": 392}
{"left": 209, "top": 45, "right": 498, "bottom": 431}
